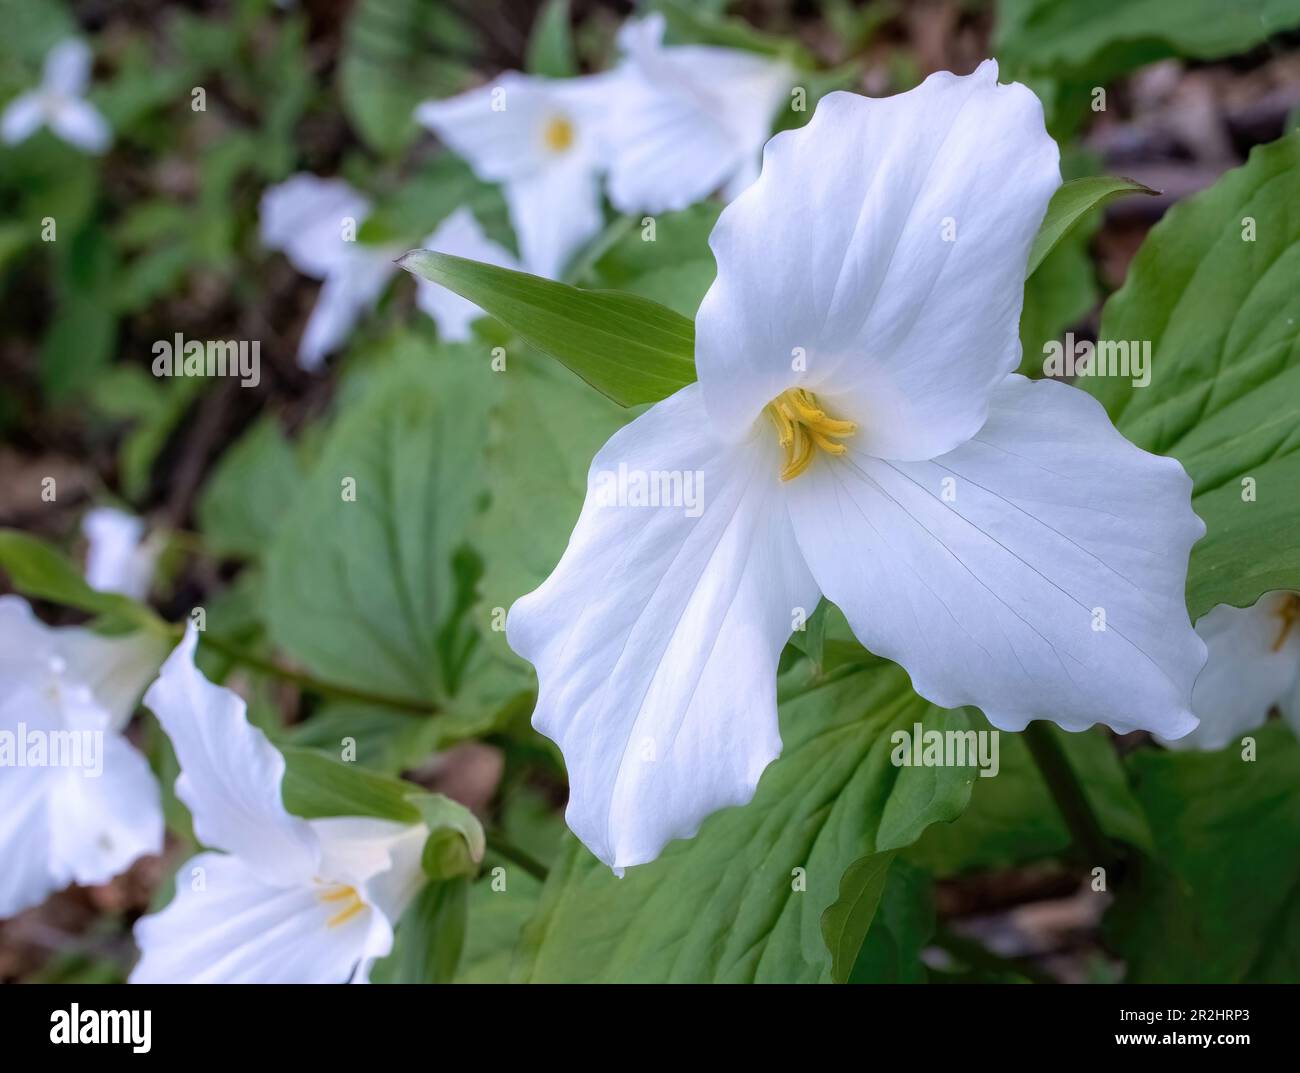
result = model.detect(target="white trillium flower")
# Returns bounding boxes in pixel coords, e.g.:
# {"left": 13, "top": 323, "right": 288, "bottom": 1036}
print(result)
{"left": 1159, "top": 591, "right": 1300, "bottom": 751}
{"left": 259, "top": 174, "right": 399, "bottom": 370}
{"left": 415, "top": 72, "right": 608, "bottom": 279}
{"left": 416, "top": 207, "right": 520, "bottom": 342}
{"left": 82, "top": 507, "right": 161, "bottom": 601}
{"left": 507, "top": 63, "right": 1207, "bottom": 872}
{"left": 131, "top": 626, "right": 428, "bottom": 983}
{"left": 0, "top": 597, "right": 165, "bottom": 917}
{"left": 1, "top": 38, "right": 111, "bottom": 154}
{"left": 602, "top": 13, "right": 796, "bottom": 214}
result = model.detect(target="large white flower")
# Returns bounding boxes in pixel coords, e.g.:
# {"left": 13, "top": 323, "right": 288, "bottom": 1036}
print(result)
{"left": 0, "top": 597, "right": 164, "bottom": 917}
{"left": 602, "top": 13, "right": 795, "bottom": 214}
{"left": 1159, "top": 591, "right": 1300, "bottom": 751}
{"left": 415, "top": 72, "right": 608, "bottom": 279}
{"left": 416, "top": 207, "right": 520, "bottom": 341}
{"left": 131, "top": 627, "right": 427, "bottom": 983}
{"left": 506, "top": 63, "right": 1207, "bottom": 872}
{"left": 1, "top": 38, "right": 111, "bottom": 154}
{"left": 259, "top": 174, "right": 398, "bottom": 370}
{"left": 82, "top": 507, "right": 160, "bottom": 601}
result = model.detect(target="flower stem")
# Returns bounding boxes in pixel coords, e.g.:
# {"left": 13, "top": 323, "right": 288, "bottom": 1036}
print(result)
{"left": 485, "top": 832, "right": 550, "bottom": 883}
{"left": 195, "top": 630, "right": 439, "bottom": 717}
{"left": 1021, "top": 721, "right": 1121, "bottom": 874}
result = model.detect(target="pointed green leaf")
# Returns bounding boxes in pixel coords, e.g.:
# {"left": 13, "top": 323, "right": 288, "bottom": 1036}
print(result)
{"left": 1027, "top": 176, "right": 1157, "bottom": 277}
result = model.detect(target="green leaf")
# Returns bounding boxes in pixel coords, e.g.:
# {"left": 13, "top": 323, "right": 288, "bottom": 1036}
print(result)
{"left": 279, "top": 745, "right": 422, "bottom": 824}
{"left": 197, "top": 417, "right": 302, "bottom": 559}
{"left": 1106, "top": 724, "right": 1300, "bottom": 982}
{"left": 1080, "top": 135, "right": 1300, "bottom": 618}
{"left": 1026, "top": 176, "right": 1158, "bottom": 278}
{"left": 371, "top": 878, "right": 469, "bottom": 983}
{"left": 456, "top": 873, "right": 543, "bottom": 983}
{"left": 0, "top": 529, "right": 163, "bottom": 631}
{"left": 1018, "top": 220, "right": 1096, "bottom": 377}
{"left": 846, "top": 858, "right": 934, "bottom": 983}
{"left": 526, "top": 0, "right": 576, "bottom": 78}
{"left": 265, "top": 342, "right": 499, "bottom": 706}
{"left": 515, "top": 657, "right": 978, "bottom": 982}
{"left": 398, "top": 251, "right": 696, "bottom": 407}
{"left": 821, "top": 851, "right": 895, "bottom": 983}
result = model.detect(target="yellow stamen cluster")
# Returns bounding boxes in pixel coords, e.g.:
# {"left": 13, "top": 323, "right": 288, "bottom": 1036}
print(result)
{"left": 318, "top": 883, "right": 366, "bottom": 929}
{"left": 1272, "top": 593, "right": 1300, "bottom": 652}
{"left": 543, "top": 114, "right": 575, "bottom": 153}
{"left": 765, "top": 388, "right": 857, "bottom": 481}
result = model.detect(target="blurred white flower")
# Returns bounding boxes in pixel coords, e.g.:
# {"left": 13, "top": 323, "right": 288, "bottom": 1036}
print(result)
{"left": 259, "top": 174, "right": 398, "bottom": 370}
{"left": 415, "top": 72, "right": 609, "bottom": 279}
{"left": 1159, "top": 591, "right": 1300, "bottom": 751}
{"left": 1, "top": 38, "right": 111, "bottom": 154}
{"left": 601, "top": 14, "right": 795, "bottom": 214}
{"left": 131, "top": 626, "right": 427, "bottom": 983}
{"left": 0, "top": 597, "right": 165, "bottom": 917}
{"left": 82, "top": 507, "right": 160, "bottom": 601}
{"left": 415, "top": 207, "right": 519, "bottom": 341}
{"left": 507, "top": 64, "right": 1206, "bottom": 872}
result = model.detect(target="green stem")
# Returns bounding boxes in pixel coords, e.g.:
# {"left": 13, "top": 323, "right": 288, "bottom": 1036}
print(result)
{"left": 195, "top": 630, "right": 439, "bottom": 717}
{"left": 485, "top": 832, "right": 550, "bottom": 883}
{"left": 931, "top": 927, "right": 1059, "bottom": 985}
{"left": 1022, "top": 720, "right": 1121, "bottom": 873}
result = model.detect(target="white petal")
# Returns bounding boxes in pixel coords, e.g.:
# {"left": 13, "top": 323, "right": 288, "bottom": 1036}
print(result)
{"left": 259, "top": 174, "right": 372, "bottom": 278}
{"left": 296, "top": 252, "right": 395, "bottom": 369}
{"left": 504, "top": 150, "right": 602, "bottom": 279}
{"left": 787, "top": 375, "right": 1205, "bottom": 737}
{"left": 415, "top": 207, "right": 519, "bottom": 340}
{"left": 605, "top": 14, "right": 792, "bottom": 214}
{"left": 43, "top": 38, "right": 91, "bottom": 96}
{"left": 695, "top": 62, "right": 1060, "bottom": 455}
{"left": 1, "top": 92, "right": 45, "bottom": 145}
{"left": 313, "top": 817, "right": 427, "bottom": 924}
{"left": 0, "top": 756, "right": 55, "bottom": 917}
{"left": 508, "top": 384, "right": 819, "bottom": 869}
{"left": 143, "top": 626, "right": 320, "bottom": 883}
{"left": 82, "top": 506, "right": 156, "bottom": 599}
{"left": 130, "top": 852, "right": 390, "bottom": 984}
{"left": 48, "top": 97, "right": 110, "bottom": 154}
{"left": 1162, "top": 592, "right": 1300, "bottom": 750}
{"left": 48, "top": 734, "right": 163, "bottom": 888}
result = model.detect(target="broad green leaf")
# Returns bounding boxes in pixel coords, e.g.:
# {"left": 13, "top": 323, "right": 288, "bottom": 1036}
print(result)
{"left": 398, "top": 251, "right": 695, "bottom": 407}
{"left": 1106, "top": 724, "right": 1300, "bottom": 982}
{"left": 1080, "top": 135, "right": 1300, "bottom": 618}
{"left": 846, "top": 858, "right": 934, "bottom": 983}
{"left": 821, "top": 851, "right": 895, "bottom": 983}
{"left": 279, "top": 745, "right": 422, "bottom": 824}
{"left": 1026, "top": 176, "right": 1157, "bottom": 278}
{"left": 197, "top": 417, "right": 301, "bottom": 559}
{"left": 265, "top": 342, "right": 500, "bottom": 707}
{"left": 456, "top": 873, "right": 543, "bottom": 983}
{"left": 371, "top": 878, "right": 469, "bottom": 983}
{"left": 0, "top": 529, "right": 163, "bottom": 631}
{"left": 526, "top": 0, "right": 576, "bottom": 78}
{"left": 515, "top": 657, "right": 978, "bottom": 982}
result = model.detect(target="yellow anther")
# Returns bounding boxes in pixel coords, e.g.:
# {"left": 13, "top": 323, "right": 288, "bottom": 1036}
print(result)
{"left": 543, "top": 114, "right": 575, "bottom": 153}
{"left": 765, "top": 388, "right": 856, "bottom": 481}
{"left": 317, "top": 883, "right": 367, "bottom": 928}
{"left": 1272, "top": 593, "right": 1300, "bottom": 652}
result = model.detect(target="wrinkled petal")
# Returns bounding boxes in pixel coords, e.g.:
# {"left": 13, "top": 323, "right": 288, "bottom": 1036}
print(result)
{"left": 144, "top": 625, "right": 320, "bottom": 884}
{"left": 48, "top": 735, "right": 162, "bottom": 888}
{"left": 260, "top": 174, "right": 371, "bottom": 278}
{"left": 82, "top": 506, "right": 156, "bottom": 600}
{"left": 1161, "top": 591, "right": 1300, "bottom": 750}
{"left": 788, "top": 375, "right": 1205, "bottom": 737}
{"left": 48, "top": 97, "right": 110, "bottom": 154}
{"left": 695, "top": 62, "right": 1060, "bottom": 456}
{"left": 130, "top": 852, "right": 391, "bottom": 984}
{"left": 297, "top": 252, "right": 395, "bottom": 369}
{"left": 43, "top": 38, "right": 91, "bottom": 97}
{"left": 508, "top": 384, "right": 819, "bottom": 870}
{"left": 1, "top": 92, "right": 44, "bottom": 145}
{"left": 605, "top": 14, "right": 792, "bottom": 214}
{"left": 415, "top": 207, "right": 519, "bottom": 340}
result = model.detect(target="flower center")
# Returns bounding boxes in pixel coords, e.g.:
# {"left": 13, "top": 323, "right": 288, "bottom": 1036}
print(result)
{"left": 765, "top": 388, "right": 857, "bottom": 481}
{"left": 317, "top": 882, "right": 367, "bottom": 928}
{"left": 543, "top": 114, "right": 575, "bottom": 153}
{"left": 1272, "top": 592, "right": 1300, "bottom": 652}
